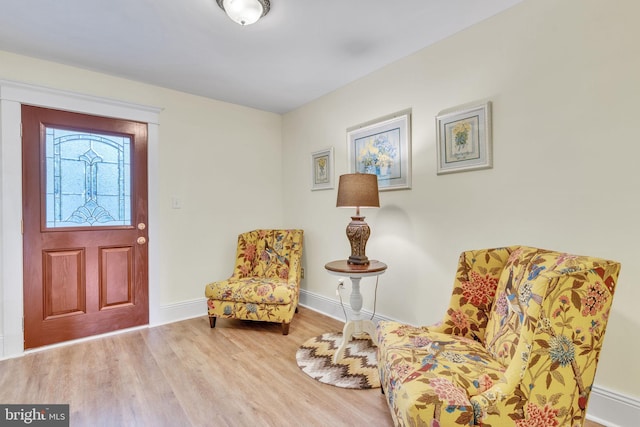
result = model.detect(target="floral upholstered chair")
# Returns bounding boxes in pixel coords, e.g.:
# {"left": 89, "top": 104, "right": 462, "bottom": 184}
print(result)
{"left": 377, "top": 246, "right": 620, "bottom": 427}
{"left": 204, "top": 229, "right": 303, "bottom": 335}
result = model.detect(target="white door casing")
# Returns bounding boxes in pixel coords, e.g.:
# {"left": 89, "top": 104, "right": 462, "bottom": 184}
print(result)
{"left": 0, "top": 80, "right": 161, "bottom": 358}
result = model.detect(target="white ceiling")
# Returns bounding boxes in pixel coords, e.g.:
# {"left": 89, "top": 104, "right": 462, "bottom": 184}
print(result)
{"left": 0, "top": 0, "right": 523, "bottom": 113}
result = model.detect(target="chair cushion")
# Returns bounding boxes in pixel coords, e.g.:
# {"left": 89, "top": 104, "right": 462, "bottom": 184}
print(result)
{"left": 377, "top": 321, "right": 507, "bottom": 415}
{"left": 205, "top": 277, "right": 294, "bottom": 305}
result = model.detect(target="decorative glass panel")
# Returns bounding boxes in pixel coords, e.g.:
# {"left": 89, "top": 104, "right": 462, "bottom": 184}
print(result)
{"left": 45, "top": 127, "right": 131, "bottom": 228}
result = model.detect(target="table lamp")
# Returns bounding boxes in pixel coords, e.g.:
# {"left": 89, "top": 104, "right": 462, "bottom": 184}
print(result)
{"left": 336, "top": 173, "right": 380, "bottom": 265}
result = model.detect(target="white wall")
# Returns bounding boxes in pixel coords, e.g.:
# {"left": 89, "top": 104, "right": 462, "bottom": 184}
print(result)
{"left": 283, "top": 0, "right": 640, "bottom": 405}
{"left": 0, "top": 50, "right": 284, "bottom": 333}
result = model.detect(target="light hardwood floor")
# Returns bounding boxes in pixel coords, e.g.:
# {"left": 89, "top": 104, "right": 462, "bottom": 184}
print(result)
{"left": 0, "top": 308, "right": 605, "bottom": 427}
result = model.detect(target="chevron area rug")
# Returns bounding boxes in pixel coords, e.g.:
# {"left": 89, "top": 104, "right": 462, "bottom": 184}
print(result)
{"left": 295, "top": 332, "right": 380, "bottom": 389}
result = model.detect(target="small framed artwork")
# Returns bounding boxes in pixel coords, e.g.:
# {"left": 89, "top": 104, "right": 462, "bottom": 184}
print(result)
{"left": 347, "top": 109, "right": 411, "bottom": 191}
{"left": 311, "top": 147, "right": 334, "bottom": 190}
{"left": 436, "top": 101, "right": 492, "bottom": 175}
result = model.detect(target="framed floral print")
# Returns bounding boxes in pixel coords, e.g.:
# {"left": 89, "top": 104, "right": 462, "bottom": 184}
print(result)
{"left": 347, "top": 109, "right": 411, "bottom": 191}
{"left": 311, "top": 147, "right": 334, "bottom": 190}
{"left": 436, "top": 101, "right": 492, "bottom": 174}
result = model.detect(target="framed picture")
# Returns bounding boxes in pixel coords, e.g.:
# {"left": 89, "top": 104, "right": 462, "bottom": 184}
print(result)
{"left": 436, "top": 101, "right": 492, "bottom": 174}
{"left": 347, "top": 109, "right": 411, "bottom": 191}
{"left": 311, "top": 147, "right": 334, "bottom": 190}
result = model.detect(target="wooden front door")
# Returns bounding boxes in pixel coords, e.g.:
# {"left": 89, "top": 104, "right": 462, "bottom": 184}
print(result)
{"left": 22, "top": 105, "right": 149, "bottom": 349}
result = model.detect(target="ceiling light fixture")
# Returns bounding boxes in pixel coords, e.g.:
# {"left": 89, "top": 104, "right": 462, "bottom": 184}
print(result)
{"left": 216, "top": 0, "right": 270, "bottom": 26}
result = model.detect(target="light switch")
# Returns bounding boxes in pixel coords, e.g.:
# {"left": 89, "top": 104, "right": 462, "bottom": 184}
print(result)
{"left": 171, "top": 196, "right": 182, "bottom": 209}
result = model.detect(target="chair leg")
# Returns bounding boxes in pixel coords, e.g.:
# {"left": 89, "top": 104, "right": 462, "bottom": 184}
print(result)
{"left": 282, "top": 322, "right": 290, "bottom": 335}
{"left": 295, "top": 306, "right": 299, "bottom": 313}
{"left": 209, "top": 316, "right": 217, "bottom": 328}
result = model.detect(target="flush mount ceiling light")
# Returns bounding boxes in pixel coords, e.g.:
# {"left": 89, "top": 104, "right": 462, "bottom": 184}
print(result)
{"left": 216, "top": 0, "right": 271, "bottom": 26}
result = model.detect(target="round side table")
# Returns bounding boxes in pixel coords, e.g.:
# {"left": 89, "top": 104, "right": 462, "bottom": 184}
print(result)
{"left": 325, "top": 260, "right": 387, "bottom": 363}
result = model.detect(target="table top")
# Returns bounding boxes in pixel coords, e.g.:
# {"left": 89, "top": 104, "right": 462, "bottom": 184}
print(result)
{"left": 324, "top": 259, "right": 387, "bottom": 275}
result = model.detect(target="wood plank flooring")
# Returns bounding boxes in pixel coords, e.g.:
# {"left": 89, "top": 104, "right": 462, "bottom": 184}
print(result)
{"left": 0, "top": 307, "right": 605, "bottom": 427}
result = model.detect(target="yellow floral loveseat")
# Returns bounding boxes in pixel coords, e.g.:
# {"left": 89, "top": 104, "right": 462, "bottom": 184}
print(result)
{"left": 377, "top": 246, "right": 620, "bottom": 426}
{"left": 205, "top": 229, "right": 303, "bottom": 335}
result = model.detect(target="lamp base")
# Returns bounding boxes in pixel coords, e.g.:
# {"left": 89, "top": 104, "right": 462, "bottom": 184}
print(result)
{"left": 348, "top": 255, "right": 370, "bottom": 265}
{"left": 345, "top": 216, "right": 371, "bottom": 265}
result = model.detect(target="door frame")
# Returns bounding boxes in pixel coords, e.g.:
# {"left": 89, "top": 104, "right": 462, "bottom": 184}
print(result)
{"left": 0, "top": 80, "right": 161, "bottom": 358}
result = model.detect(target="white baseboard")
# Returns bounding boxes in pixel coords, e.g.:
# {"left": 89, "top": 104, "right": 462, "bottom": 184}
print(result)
{"left": 152, "top": 290, "right": 395, "bottom": 327}
{"left": 587, "top": 385, "right": 640, "bottom": 427}
{"left": 298, "top": 288, "right": 393, "bottom": 325}
{"left": 153, "top": 297, "right": 207, "bottom": 326}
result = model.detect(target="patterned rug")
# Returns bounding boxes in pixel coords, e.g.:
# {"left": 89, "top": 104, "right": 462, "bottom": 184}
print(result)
{"left": 295, "top": 332, "right": 380, "bottom": 389}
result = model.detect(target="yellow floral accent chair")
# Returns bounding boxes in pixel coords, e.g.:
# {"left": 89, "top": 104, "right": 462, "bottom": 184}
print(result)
{"left": 204, "top": 229, "right": 303, "bottom": 335}
{"left": 376, "top": 246, "right": 620, "bottom": 427}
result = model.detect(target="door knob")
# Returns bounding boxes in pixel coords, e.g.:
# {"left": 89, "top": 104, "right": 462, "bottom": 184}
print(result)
{"left": 137, "top": 237, "right": 146, "bottom": 245}
{"left": 137, "top": 223, "right": 146, "bottom": 230}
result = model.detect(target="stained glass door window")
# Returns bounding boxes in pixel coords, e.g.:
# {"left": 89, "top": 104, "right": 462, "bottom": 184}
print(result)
{"left": 45, "top": 127, "right": 131, "bottom": 228}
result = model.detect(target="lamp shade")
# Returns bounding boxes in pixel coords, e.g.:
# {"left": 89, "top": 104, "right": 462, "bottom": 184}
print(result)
{"left": 336, "top": 173, "right": 380, "bottom": 209}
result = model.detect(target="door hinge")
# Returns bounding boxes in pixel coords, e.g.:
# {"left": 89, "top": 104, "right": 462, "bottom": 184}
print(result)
{"left": 22, "top": 317, "right": 24, "bottom": 332}
{"left": 20, "top": 122, "right": 23, "bottom": 138}
{"left": 21, "top": 219, "right": 23, "bottom": 234}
